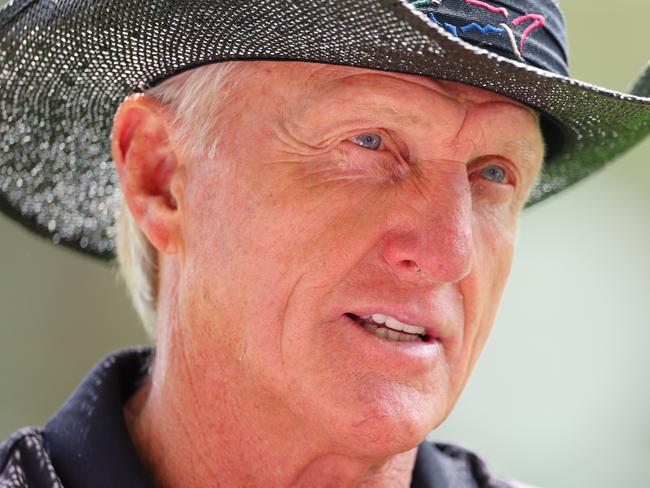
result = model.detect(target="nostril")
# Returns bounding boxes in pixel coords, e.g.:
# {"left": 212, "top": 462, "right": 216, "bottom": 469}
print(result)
{"left": 400, "top": 260, "right": 420, "bottom": 273}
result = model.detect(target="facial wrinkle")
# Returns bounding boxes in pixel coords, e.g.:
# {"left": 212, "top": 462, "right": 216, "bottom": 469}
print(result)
{"left": 274, "top": 117, "right": 334, "bottom": 156}
{"left": 331, "top": 69, "right": 461, "bottom": 102}
{"left": 294, "top": 72, "right": 464, "bottom": 135}
{"left": 333, "top": 70, "right": 528, "bottom": 122}
{"left": 279, "top": 270, "right": 306, "bottom": 381}
{"left": 171, "top": 325, "right": 223, "bottom": 484}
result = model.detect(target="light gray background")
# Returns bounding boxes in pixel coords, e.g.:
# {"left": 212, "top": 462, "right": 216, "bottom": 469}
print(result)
{"left": 1, "top": 2, "right": 649, "bottom": 487}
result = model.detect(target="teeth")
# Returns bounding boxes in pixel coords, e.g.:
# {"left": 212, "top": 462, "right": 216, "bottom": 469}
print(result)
{"left": 385, "top": 316, "right": 426, "bottom": 335}
{"left": 386, "top": 329, "right": 400, "bottom": 341}
{"left": 362, "top": 322, "right": 420, "bottom": 342}
{"left": 362, "top": 313, "right": 426, "bottom": 336}
{"left": 371, "top": 313, "right": 386, "bottom": 324}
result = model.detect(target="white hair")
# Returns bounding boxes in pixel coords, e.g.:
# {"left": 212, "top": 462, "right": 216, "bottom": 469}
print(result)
{"left": 115, "top": 62, "right": 240, "bottom": 337}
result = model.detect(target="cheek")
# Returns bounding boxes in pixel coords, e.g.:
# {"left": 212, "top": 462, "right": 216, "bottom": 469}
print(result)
{"left": 178, "top": 157, "right": 376, "bottom": 342}
{"left": 456, "top": 212, "right": 517, "bottom": 373}
{"left": 476, "top": 207, "right": 516, "bottom": 306}
{"left": 474, "top": 210, "right": 517, "bottom": 291}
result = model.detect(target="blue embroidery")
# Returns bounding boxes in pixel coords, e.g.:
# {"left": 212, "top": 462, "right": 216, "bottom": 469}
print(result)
{"left": 427, "top": 12, "right": 459, "bottom": 37}
{"left": 460, "top": 22, "right": 504, "bottom": 35}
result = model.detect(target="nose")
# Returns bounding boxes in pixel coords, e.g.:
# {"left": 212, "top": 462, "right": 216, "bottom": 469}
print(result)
{"left": 380, "top": 171, "right": 473, "bottom": 284}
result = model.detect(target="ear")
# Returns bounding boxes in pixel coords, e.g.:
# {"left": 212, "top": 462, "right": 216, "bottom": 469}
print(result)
{"left": 112, "top": 94, "right": 184, "bottom": 254}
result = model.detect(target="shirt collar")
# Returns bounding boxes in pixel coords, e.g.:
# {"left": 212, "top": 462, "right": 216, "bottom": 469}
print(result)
{"left": 43, "top": 347, "right": 155, "bottom": 488}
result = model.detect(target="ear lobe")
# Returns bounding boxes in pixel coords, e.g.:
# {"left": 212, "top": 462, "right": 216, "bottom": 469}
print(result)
{"left": 112, "top": 94, "right": 183, "bottom": 255}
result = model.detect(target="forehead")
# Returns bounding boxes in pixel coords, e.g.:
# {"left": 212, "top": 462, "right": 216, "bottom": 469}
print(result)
{"left": 241, "top": 61, "right": 535, "bottom": 116}
{"left": 227, "top": 63, "right": 541, "bottom": 152}
{"left": 228, "top": 62, "right": 542, "bottom": 162}
{"left": 200, "top": 61, "right": 545, "bottom": 175}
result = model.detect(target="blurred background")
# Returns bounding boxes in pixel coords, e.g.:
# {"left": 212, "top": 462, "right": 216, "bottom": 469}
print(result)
{"left": 1, "top": 1, "right": 648, "bottom": 487}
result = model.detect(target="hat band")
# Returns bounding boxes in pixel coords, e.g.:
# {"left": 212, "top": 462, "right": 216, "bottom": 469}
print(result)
{"left": 410, "top": 0, "right": 569, "bottom": 76}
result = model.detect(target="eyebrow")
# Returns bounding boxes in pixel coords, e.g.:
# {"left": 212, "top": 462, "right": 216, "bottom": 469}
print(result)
{"left": 502, "top": 138, "right": 545, "bottom": 167}
{"left": 358, "top": 103, "right": 544, "bottom": 161}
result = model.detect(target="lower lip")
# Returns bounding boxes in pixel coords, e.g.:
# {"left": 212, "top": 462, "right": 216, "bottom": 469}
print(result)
{"left": 339, "top": 314, "right": 443, "bottom": 368}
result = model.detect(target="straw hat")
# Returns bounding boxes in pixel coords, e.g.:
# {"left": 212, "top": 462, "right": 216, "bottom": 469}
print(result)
{"left": 0, "top": 0, "right": 648, "bottom": 259}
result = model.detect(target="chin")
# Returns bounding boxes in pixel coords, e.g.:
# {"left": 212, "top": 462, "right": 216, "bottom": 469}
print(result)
{"left": 333, "top": 414, "right": 433, "bottom": 460}
{"left": 321, "top": 386, "right": 447, "bottom": 458}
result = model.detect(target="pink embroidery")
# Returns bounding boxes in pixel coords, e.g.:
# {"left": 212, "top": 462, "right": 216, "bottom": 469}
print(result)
{"left": 464, "top": 0, "right": 509, "bottom": 19}
{"left": 512, "top": 14, "right": 546, "bottom": 54}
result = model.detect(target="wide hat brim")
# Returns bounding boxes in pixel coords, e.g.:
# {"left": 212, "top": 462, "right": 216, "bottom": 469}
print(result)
{"left": 0, "top": 0, "right": 649, "bottom": 260}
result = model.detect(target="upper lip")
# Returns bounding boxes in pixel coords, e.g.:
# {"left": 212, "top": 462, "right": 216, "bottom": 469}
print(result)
{"left": 342, "top": 306, "right": 443, "bottom": 341}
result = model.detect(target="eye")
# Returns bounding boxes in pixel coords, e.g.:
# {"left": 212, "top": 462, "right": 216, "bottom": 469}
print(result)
{"left": 479, "top": 164, "right": 508, "bottom": 184}
{"left": 352, "top": 133, "right": 383, "bottom": 151}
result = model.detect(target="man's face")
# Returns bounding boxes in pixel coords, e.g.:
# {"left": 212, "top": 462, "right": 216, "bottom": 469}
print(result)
{"left": 171, "top": 62, "right": 543, "bottom": 456}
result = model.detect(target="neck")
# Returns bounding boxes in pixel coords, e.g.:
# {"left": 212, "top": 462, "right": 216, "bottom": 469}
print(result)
{"left": 124, "top": 344, "right": 418, "bottom": 488}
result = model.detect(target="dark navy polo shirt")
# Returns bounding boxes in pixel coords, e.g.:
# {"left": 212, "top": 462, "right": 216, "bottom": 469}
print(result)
{"left": 0, "top": 348, "right": 519, "bottom": 487}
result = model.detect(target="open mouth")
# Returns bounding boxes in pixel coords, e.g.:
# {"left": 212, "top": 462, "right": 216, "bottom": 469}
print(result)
{"left": 345, "top": 313, "right": 431, "bottom": 343}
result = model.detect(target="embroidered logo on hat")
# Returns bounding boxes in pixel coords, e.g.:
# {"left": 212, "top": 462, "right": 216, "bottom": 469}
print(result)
{"left": 409, "top": 0, "right": 567, "bottom": 76}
